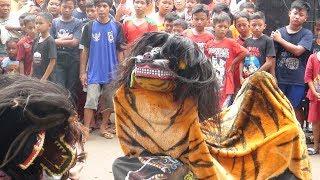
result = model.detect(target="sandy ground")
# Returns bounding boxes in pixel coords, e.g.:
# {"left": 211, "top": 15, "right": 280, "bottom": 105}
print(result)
{"left": 80, "top": 132, "right": 320, "bottom": 180}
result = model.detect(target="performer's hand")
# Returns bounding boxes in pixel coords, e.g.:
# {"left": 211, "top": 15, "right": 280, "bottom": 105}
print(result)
{"left": 80, "top": 73, "right": 87, "bottom": 87}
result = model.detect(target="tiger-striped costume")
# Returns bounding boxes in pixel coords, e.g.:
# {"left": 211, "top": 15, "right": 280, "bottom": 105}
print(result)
{"left": 114, "top": 71, "right": 311, "bottom": 179}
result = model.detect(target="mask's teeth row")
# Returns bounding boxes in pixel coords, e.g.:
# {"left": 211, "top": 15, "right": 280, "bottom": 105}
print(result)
{"left": 136, "top": 68, "right": 173, "bottom": 77}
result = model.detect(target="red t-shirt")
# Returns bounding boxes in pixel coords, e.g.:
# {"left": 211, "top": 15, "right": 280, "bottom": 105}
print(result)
{"left": 183, "top": 29, "right": 214, "bottom": 54}
{"left": 236, "top": 36, "right": 246, "bottom": 46}
{"left": 122, "top": 17, "right": 157, "bottom": 45}
{"left": 16, "top": 36, "right": 33, "bottom": 75}
{"left": 305, "top": 53, "right": 320, "bottom": 101}
{"left": 205, "top": 38, "right": 247, "bottom": 105}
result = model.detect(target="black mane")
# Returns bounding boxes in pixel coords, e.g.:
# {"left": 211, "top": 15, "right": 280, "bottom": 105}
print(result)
{"left": 115, "top": 32, "right": 220, "bottom": 121}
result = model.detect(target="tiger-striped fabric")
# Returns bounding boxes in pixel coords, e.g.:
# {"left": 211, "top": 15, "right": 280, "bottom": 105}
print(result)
{"left": 114, "top": 72, "right": 311, "bottom": 180}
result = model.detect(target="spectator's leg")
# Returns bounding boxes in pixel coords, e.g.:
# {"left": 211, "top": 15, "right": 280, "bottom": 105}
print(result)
{"left": 288, "top": 85, "right": 306, "bottom": 127}
{"left": 54, "top": 55, "right": 67, "bottom": 87}
{"left": 312, "top": 121, "right": 320, "bottom": 151}
{"left": 66, "top": 60, "right": 80, "bottom": 101}
{"left": 83, "top": 84, "right": 100, "bottom": 142}
{"left": 309, "top": 101, "right": 320, "bottom": 153}
{"left": 99, "top": 84, "right": 115, "bottom": 139}
{"left": 279, "top": 84, "right": 305, "bottom": 126}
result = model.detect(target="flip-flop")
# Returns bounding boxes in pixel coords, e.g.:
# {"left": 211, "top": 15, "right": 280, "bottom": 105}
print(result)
{"left": 100, "top": 131, "right": 114, "bottom": 139}
{"left": 307, "top": 147, "right": 319, "bottom": 155}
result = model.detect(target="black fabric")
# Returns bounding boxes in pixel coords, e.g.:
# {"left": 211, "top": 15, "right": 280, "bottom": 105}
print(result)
{"left": 255, "top": 0, "right": 315, "bottom": 35}
{"left": 112, "top": 156, "right": 189, "bottom": 180}
{"left": 113, "top": 157, "right": 143, "bottom": 180}
{"left": 244, "top": 34, "right": 276, "bottom": 66}
{"left": 0, "top": 107, "right": 30, "bottom": 166}
{"left": 270, "top": 169, "right": 298, "bottom": 180}
{"left": 80, "top": 21, "right": 93, "bottom": 49}
{"left": 32, "top": 36, "right": 57, "bottom": 80}
{"left": 275, "top": 27, "right": 313, "bottom": 86}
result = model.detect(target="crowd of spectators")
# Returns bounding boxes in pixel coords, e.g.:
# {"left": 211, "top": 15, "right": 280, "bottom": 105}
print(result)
{"left": 0, "top": 0, "right": 319, "bottom": 154}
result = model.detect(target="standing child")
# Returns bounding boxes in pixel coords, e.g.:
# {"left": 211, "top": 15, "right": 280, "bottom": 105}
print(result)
{"left": 1, "top": 38, "right": 19, "bottom": 74}
{"left": 313, "top": 20, "right": 320, "bottom": 54}
{"left": 183, "top": 0, "right": 198, "bottom": 24}
{"left": 80, "top": 0, "right": 124, "bottom": 141}
{"left": 47, "top": 0, "right": 61, "bottom": 19}
{"left": 150, "top": 0, "right": 174, "bottom": 31}
{"left": 122, "top": 0, "right": 157, "bottom": 45}
{"left": 205, "top": 12, "right": 247, "bottom": 108}
{"left": 233, "top": 11, "right": 251, "bottom": 91}
{"left": 163, "top": 12, "right": 179, "bottom": 33}
{"left": 85, "top": 0, "right": 97, "bottom": 21}
{"left": 172, "top": 19, "right": 188, "bottom": 35}
{"left": 234, "top": 11, "right": 251, "bottom": 46}
{"left": 73, "top": 0, "right": 88, "bottom": 22}
{"left": 239, "top": 2, "right": 255, "bottom": 15}
{"left": 271, "top": 0, "right": 313, "bottom": 124}
{"left": 51, "top": 0, "right": 83, "bottom": 99}
{"left": 183, "top": 4, "right": 214, "bottom": 53}
{"left": 32, "top": 12, "right": 57, "bottom": 81}
{"left": 305, "top": 51, "right": 320, "bottom": 155}
{"left": 240, "top": 11, "right": 275, "bottom": 83}
{"left": 174, "top": 0, "right": 186, "bottom": 17}
{"left": 17, "top": 14, "right": 36, "bottom": 76}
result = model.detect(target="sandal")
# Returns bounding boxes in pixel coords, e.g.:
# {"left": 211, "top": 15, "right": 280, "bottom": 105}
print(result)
{"left": 307, "top": 147, "right": 319, "bottom": 155}
{"left": 100, "top": 130, "right": 114, "bottom": 139}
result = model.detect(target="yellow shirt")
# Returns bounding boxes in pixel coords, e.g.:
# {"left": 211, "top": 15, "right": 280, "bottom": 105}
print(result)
{"left": 230, "top": 24, "right": 240, "bottom": 39}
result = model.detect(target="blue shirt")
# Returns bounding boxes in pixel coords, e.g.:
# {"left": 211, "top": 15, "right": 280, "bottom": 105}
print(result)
{"left": 275, "top": 27, "right": 313, "bottom": 86}
{"left": 81, "top": 20, "right": 124, "bottom": 84}
{"left": 50, "top": 17, "right": 83, "bottom": 58}
{"left": 72, "top": 8, "right": 88, "bottom": 23}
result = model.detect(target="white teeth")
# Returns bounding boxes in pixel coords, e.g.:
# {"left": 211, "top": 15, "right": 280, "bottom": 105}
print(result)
{"left": 136, "top": 67, "right": 172, "bottom": 78}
